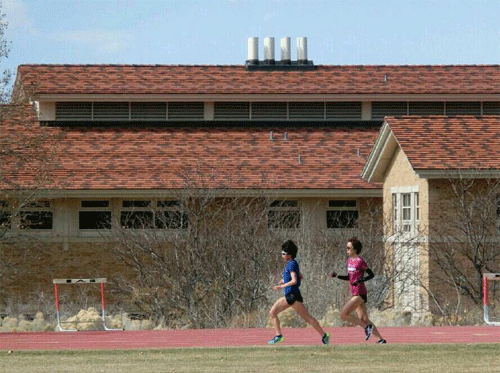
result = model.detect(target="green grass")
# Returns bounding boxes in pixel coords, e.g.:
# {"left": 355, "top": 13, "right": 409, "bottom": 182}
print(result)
{"left": 0, "top": 344, "right": 499, "bottom": 373}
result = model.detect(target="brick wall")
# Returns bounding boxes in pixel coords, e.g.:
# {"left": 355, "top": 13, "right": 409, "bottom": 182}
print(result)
{"left": 1, "top": 241, "right": 129, "bottom": 306}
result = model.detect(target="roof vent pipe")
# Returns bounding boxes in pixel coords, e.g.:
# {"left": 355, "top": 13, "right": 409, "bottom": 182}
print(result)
{"left": 297, "top": 37, "right": 308, "bottom": 63}
{"left": 280, "top": 37, "right": 291, "bottom": 64}
{"left": 264, "top": 37, "right": 275, "bottom": 64}
{"left": 247, "top": 37, "right": 259, "bottom": 65}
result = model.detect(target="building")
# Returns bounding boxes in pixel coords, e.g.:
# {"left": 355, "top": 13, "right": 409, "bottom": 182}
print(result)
{"left": 363, "top": 116, "right": 500, "bottom": 312}
{"left": 3, "top": 37, "right": 500, "bottom": 312}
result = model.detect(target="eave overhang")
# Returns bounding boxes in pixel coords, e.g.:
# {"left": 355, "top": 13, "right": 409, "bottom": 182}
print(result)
{"left": 0, "top": 188, "right": 382, "bottom": 199}
{"left": 361, "top": 121, "right": 398, "bottom": 183}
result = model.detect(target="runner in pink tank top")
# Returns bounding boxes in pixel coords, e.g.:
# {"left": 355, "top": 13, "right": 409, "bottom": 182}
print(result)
{"left": 330, "top": 237, "right": 387, "bottom": 344}
{"left": 346, "top": 256, "right": 368, "bottom": 296}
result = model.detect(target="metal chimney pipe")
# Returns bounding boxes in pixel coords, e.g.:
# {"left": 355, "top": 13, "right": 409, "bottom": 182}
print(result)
{"left": 281, "top": 37, "right": 291, "bottom": 64}
{"left": 264, "top": 37, "right": 275, "bottom": 64}
{"left": 247, "top": 37, "right": 259, "bottom": 64}
{"left": 297, "top": 37, "right": 308, "bottom": 63}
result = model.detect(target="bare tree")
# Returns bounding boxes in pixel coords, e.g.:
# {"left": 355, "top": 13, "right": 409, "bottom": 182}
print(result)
{"left": 426, "top": 176, "right": 500, "bottom": 321}
{"left": 0, "top": 4, "right": 63, "bottom": 305}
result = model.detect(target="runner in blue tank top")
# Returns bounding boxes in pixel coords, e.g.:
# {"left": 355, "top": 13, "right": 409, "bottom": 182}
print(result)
{"left": 268, "top": 240, "right": 330, "bottom": 345}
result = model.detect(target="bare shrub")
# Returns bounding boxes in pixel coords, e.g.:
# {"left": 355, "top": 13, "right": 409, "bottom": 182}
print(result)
{"left": 111, "top": 192, "right": 283, "bottom": 328}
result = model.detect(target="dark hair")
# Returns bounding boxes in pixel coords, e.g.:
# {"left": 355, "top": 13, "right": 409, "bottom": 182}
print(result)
{"left": 348, "top": 237, "right": 362, "bottom": 254}
{"left": 282, "top": 240, "right": 298, "bottom": 258}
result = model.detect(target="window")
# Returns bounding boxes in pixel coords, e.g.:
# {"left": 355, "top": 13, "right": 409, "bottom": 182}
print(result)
{"left": 155, "top": 201, "right": 189, "bottom": 229}
{"left": 391, "top": 188, "right": 419, "bottom": 235}
{"left": 392, "top": 193, "right": 398, "bottom": 233}
{"left": 0, "top": 201, "right": 11, "bottom": 229}
{"left": 121, "top": 200, "right": 154, "bottom": 229}
{"left": 20, "top": 201, "right": 53, "bottom": 230}
{"left": 121, "top": 200, "right": 188, "bottom": 229}
{"left": 401, "top": 193, "right": 412, "bottom": 232}
{"left": 326, "top": 200, "right": 358, "bottom": 229}
{"left": 268, "top": 200, "right": 300, "bottom": 229}
{"left": 414, "top": 193, "right": 420, "bottom": 222}
{"left": 79, "top": 201, "right": 112, "bottom": 230}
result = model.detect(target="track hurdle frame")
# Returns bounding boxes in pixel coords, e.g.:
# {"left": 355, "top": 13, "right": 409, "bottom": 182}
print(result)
{"left": 483, "top": 273, "right": 500, "bottom": 326}
{"left": 53, "top": 277, "right": 122, "bottom": 331}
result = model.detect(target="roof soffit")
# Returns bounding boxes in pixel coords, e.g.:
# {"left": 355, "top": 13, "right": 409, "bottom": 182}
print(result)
{"left": 361, "top": 122, "right": 399, "bottom": 183}
{"left": 34, "top": 93, "right": 500, "bottom": 103}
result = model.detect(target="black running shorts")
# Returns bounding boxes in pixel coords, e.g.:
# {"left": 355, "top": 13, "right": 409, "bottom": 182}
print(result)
{"left": 285, "top": 291, "right": 303, "bottom": 305}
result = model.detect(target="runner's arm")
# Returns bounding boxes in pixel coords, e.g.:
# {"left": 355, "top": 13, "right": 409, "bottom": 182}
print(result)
{"left": 352, "top": 268, "right": 375, "bottom": 286}
{"left": 329, "top": 271, "right": 349, "bottom": 281}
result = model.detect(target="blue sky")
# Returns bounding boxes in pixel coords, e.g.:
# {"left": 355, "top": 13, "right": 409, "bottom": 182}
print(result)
{"left": 3, "top": 0, "right": 500, "bottom": 77}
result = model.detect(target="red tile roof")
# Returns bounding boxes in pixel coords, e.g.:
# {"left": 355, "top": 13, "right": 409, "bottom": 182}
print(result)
{"left": 385, "top": 116, "right": 500, "bottom": 170}
{"left": 1, "top": 106, "right": 380, "bottom": 192}
{"left": 15, "top": 64, "right": 500, "bottom": 96}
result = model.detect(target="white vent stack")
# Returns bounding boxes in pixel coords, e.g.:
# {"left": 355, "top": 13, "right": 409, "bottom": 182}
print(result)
{"left": 297, "top": 37, "right": 308, "bottom": 63}
{"left": 280, "top": 37, "right": 291, "bottom": 64}
{"left": 263, "top": 37, "right": 275, "bottom": 64}
{"left": 245, "top": 36, "right": 313, "bottom": 70}
{"left": 247, "top": 37, "right": 259, "bottom": 65}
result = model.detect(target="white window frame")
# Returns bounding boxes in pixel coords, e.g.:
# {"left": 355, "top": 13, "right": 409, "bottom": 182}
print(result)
{"left": 391, "top": 186, "right": 419, "bottom": 236}
{"left": 268, "top": 200, "right": 301, "bottom": 230}
{"left": 401, "top": 193, "right": 412, "bottom": 232}
{"left": 120, "top": 199, "right": 188, "bottom": 230}
{"left": 392, "top": 193, "right": 398, "bottom": 233}
{"left": 326, "top": 199, "right": 359, "bottom": 229}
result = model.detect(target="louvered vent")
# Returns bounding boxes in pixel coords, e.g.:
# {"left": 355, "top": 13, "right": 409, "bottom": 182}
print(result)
{"left": 289, "top": 102, "right": 324, "bottom": 120}
{"left": 168, "top": 102, "right": 204, "bottom": 120}
{"left": 131, "top": 102, "right": 167, "bottom": 120}
{"left": 251, "top": 102, "right": 287, "bottom": 120}
{"left": 409, "top": 102, "right": 445, "bottom": 115}
{"left": 326, "top": 102, "right": 362, "bottom": 120}
{"left": 482, "top": 102, "right": 500, "bottom": 115}
{"left": 371, "top": 102, "right": 408, "bottom": 120}
{"left": 56, "top": 102, "right": 92, "bottom": 120}
{"left": 214, "top": 102, "right": 250, "bottom": 120}
{"left": 94, "top": 102, "right": 129, "bottom": 120}
{"left": 445, "top": 102, "right": 481, "bottom": 115}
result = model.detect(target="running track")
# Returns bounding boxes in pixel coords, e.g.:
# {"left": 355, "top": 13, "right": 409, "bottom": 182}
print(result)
{"left": 1, "top": 326, "right": 499, "bottom": 350}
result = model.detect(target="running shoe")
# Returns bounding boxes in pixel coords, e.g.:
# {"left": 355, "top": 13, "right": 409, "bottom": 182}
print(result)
{"left": 322, "top": 332, "right": 330, "bottom": 345}
{"left": 377, "top": 339, "right": 387, "bottom": 344}
{"left": 364, "top": 324, "right": 373, "bottom": 340}
{"left": 268, "top": 335, "right": 284, "bottom": 344}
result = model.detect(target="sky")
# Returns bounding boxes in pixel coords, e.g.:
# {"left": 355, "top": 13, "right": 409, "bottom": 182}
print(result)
{"left": 3, "top": 0, "right": 500, "bottom": 78}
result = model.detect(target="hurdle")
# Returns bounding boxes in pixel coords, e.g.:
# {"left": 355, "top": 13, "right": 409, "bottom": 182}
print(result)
{"left": 483, "top": 273, "right": 500, "bottom": 326}
{"left": 53, "top": 277, "right": 122, "bottom": 331}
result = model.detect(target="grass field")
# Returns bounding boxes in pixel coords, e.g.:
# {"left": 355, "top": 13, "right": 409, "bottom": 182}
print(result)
{"left": 0, "top": 344, "right": 499, "bottom": 373}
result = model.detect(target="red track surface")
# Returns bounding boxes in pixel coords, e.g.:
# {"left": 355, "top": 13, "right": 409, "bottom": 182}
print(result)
{"left": 0, "top": 326, "right": 499, "bottom": 351}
